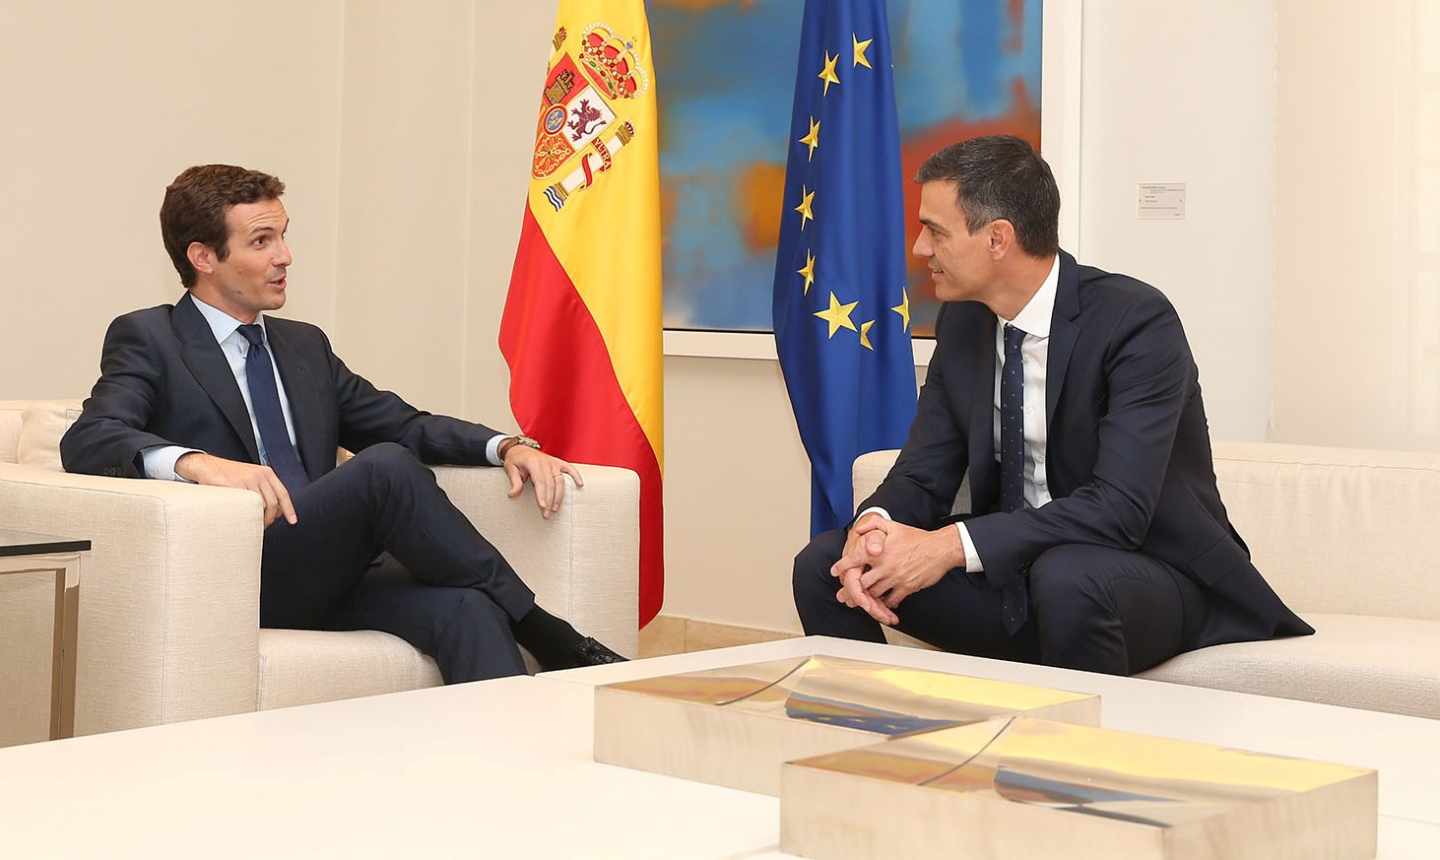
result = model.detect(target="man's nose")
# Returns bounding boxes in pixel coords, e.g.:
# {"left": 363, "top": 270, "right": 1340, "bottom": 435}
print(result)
{"left": 912, "top": 233, "right": 928, "bottom": 257}
{"left": 275, "top": 238, "right": 294, "bottom": 266}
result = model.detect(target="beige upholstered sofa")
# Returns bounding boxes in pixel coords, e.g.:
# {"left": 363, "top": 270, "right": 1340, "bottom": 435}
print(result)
{"left": 855, "top": 442, "right": 1440, "bottom": 720}
{"left": 0, "top": 399, "right": 639, "bottom": 747}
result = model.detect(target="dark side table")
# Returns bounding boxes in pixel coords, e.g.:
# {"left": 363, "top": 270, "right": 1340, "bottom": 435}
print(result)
{"left": 0, "top": 529, "right": 88, "bottom": 739}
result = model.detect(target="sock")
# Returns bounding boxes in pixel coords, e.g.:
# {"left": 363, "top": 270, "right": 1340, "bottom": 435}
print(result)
{"left": 513, "top": 605, "right": 586, "bottom": 667}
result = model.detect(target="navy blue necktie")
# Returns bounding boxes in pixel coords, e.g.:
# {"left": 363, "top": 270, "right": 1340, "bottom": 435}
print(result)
{"left": 998, "top": 323, "right": 1029, "bottom": 634}
{"left": 237, "top": 324, "right": 308, "bottom": 492}
{"left": 999, "top": 323, "right": 1027, "bottom": 514}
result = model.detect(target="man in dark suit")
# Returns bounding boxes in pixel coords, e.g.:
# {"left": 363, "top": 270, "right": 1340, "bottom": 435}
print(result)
{"left": 62, "top": 164, "right": 625, "bottom": 682}
{"left": 793, "top": 137, "right": 1312, "bottom": 675}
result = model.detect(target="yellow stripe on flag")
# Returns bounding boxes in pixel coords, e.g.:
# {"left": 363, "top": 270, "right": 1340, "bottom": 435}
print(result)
{"left": 526, "top": 0, "right": 664, "bottom": 467}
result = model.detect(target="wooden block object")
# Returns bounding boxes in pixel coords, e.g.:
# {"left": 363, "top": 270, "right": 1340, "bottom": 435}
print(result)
{"left": 782, "top": 717, "right": 1377, "bottom": 860}
{"left": 593, "top": 654, "right": 1099, "bottom": 795}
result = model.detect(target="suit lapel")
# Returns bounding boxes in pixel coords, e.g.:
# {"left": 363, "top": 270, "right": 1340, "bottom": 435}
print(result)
{"left": 263, "top": 320, "right": 325, "bottom": 481}
{"left": 967, "top": 308, "right": 998, "bottom": 508}
{"left": 1045, "top": 251, "right": 1082, "bottom": 432}
{"left": 172, "top": 293, "right": 260, "bottom": 462}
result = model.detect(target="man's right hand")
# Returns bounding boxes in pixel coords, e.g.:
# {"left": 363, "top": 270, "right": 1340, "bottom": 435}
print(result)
{"left": 829, "top": 512, "right": 898, "bottom": 626}
{"left": 175, "top": 452, "right": 298, "bottom": 527}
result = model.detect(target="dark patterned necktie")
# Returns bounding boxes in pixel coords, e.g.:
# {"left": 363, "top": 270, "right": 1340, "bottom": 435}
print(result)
{"left": 997, "top": 323, "right": 1030, "bottom": 635}
{"left": 237, "top": 324, "right": 309, "bottom": 492}
{"left": 999, "top": 323, "right": 1026, "bottom": 513}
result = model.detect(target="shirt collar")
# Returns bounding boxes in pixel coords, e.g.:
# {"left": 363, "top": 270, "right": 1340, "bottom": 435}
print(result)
{"left": 1002, "top": 255, "right": 1060, "bottom": 339}
{"left": 190, "top": 293, "right": 265, "bottom": 346}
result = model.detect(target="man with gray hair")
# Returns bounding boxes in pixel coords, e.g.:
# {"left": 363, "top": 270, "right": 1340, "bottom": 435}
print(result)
{"left": 793, "top": 136, "right": 1311, "bottom": 675}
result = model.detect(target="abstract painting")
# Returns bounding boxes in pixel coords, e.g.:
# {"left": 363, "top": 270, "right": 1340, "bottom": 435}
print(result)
{"left": 651, "top": 0, "right": 1043, "bottom": 336}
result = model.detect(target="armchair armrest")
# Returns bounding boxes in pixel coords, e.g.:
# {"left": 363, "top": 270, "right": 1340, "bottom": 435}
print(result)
{"left": 432, "top": 464, "right": 640, "bottom": 658}
{"left": 0, "top": 464, "right": 263, "bottom": 739}
{"left": 851, "top": 449, "right": 971, "bottom": 521}
{"left": 853, "top": 450, "right": 902, "bottom": 507}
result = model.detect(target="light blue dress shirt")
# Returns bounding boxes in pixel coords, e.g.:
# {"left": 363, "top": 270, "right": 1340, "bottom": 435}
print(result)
{"left": 143, "top": 295, "right": 506, "bottom": 481}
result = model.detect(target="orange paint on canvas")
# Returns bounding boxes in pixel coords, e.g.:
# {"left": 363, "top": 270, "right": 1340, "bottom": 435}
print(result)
{"left": 734, "top": 161, "right": 788, "bottom": 252}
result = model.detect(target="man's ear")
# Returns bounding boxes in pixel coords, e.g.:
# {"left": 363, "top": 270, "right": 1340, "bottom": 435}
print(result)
{"left": 988, "top": 219, "right": 1017, "bottom": 259}
{"left": 186, "top": 241, "right": 217, "bottom": 277}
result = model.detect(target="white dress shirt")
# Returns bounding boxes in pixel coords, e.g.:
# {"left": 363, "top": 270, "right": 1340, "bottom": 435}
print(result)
{"left": 862, "top": 255, "right": 1060, "bottom": 573}
{"left": 143, "top": 295, "right": 506, "bottom": 480}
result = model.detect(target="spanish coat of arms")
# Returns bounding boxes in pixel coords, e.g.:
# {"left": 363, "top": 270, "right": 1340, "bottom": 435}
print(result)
{"left": 531, "top": 24, "right": 648, "bottom": 211}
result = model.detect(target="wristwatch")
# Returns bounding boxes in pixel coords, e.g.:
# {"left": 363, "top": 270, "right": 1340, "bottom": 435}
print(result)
{"left": 498, "top": 434, "right": 542, "bottom": 461}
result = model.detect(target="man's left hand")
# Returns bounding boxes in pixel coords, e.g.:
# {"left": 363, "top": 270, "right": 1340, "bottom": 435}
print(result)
{"left": 503, "top": 446, "right": 584, "bottom": 519}
{"left": 858, "top": 519, "right": 965, "bottom": 609}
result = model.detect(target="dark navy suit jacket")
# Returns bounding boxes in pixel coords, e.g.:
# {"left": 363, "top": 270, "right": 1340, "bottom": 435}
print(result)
{"left": 859, "top": 251, "right": 1312, "bottom": 649}
{"left": 61, "top": 292, "right": 500, "bottom": 481}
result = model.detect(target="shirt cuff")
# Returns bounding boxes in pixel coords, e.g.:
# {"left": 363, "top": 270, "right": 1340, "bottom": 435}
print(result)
{"left": 861, "top": 507, "right": 978, "bottom": 572}
{"left": 141, "top": 445, "right": 202, "bottom": 482}
{"left": 955, "top": 522, "right": 984, "bottom": 572}
{"left": 485, "top": 433, "right": 508, "bottom": 467}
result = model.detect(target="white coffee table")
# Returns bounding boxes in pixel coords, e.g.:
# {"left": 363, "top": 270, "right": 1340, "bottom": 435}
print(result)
{"left": 0, "top": 636, "right": 1435, "bottom": 858}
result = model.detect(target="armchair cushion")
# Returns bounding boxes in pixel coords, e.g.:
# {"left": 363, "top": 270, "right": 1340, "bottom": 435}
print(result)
{"left": 0, "top": 401, "right": 25, "bottom": 463}
{"left": 1139, "top": 613, "right": 1440, "bottom": 719}
{"left": 16, "top": 399, "right": 81, "bottom": 470}
{"left": 257, "top": 629, "right": 443, "bottom": 710}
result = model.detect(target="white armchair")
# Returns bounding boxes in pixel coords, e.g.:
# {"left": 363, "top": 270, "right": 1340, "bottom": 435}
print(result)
{"left": 0, "top": 400, "right": 638, "bottom": 747}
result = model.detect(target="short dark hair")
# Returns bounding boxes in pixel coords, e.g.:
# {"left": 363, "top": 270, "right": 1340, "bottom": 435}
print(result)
{"left": 915, "top": 135, "right": 1059, "bottom": 257}
{"left": 160, "top": 165, "right": 285, "bottom": 287}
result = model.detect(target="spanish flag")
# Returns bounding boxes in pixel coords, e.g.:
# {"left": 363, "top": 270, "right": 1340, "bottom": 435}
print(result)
{"left": 500, "top": 1, "right": 664, "bottom": 626}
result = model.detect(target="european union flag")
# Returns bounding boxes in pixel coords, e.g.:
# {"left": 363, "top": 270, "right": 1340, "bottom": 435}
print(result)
{"left": 773, "top": 0, "right": 917, "bottom": 536}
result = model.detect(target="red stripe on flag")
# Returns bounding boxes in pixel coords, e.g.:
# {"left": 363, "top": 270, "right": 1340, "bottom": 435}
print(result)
{"left": 500, "top": 206, "right": 664, "bottom": 626}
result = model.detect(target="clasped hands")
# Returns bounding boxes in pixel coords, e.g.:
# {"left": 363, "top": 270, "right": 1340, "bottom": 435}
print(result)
{"left": 830, "top": 512, "right": 965, "bottom": 626}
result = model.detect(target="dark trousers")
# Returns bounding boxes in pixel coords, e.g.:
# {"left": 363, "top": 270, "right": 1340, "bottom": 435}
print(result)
{"left": 259, "top": 442, "right": 534, "bottom": 683}
{"left": 792, "top": 529, "right": 1209, "bottom": 676}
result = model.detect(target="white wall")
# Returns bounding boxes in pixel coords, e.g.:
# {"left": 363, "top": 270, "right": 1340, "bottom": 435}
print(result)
{"left": 462, "top": 4, "right": 554, "bottom": 428}
{"left": 1077, "top": 0, "right": 1276, "bottom": 442}
{"left": 1271, "top": 0, "right": 1440, "bottom": 450}
{"left": 333, "top": 0, "right": 475, "bottom": 418}
{"left": 0, "top": 0, "right": 549, "bottom": 418}
{"left": 659, "top": 357, "right": 873, "bottom": 633}
{"left": 0, "top": 0, "right": 346, "bottom": 399}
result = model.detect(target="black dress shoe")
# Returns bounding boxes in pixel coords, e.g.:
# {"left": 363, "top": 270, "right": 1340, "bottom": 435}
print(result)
{"left": 546, "top": 636, "right": 628, "bottom": 670}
